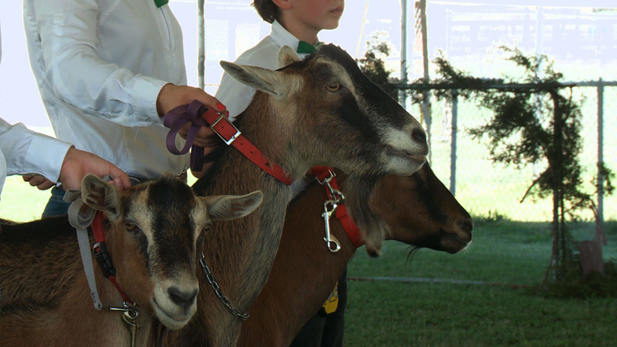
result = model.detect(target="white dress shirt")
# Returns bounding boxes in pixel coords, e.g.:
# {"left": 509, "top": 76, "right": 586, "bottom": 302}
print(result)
{"left": 215, "top": 20, "right": 311, "bottom": 121}
{"left": 23, "top": 0, "right": 189, "bottom": 180}
{"left": 0, "top": 26, "right": 72, "bottom": 198}
{"left": 0, "top": 119, "right": 71, "bottom": 198}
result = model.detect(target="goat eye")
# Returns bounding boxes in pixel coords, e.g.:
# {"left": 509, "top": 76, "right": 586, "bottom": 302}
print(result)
{"left": 326, "top": 83, "right": 341, "bottom": 92}
{"left": 203, "top": 225, "right": 212, "bottom": 233}
{"left": 125, "top": 222, "right": 137, "bottom": 231}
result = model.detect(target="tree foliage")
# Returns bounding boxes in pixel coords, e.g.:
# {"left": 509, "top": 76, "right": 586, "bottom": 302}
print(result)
{"left": 424, "top": 47, "right": 614, "bottom": 284}
{"left": 357, "top": 32, "right": 399, "bottom": 100}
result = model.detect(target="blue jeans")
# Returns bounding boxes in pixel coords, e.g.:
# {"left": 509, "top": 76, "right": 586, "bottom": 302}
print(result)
{"left": 42, "top": 186, "right": 71, "bottom": 218}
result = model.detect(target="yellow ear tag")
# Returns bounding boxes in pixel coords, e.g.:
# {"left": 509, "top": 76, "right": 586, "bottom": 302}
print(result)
{"left": 319, "top": 282, "right": 339, "bottom": 316}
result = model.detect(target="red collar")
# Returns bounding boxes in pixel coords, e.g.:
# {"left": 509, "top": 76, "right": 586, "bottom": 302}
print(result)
{"left": 311, "top": 166, "right": 364, "bottom": 248}
{"left": 91, "top": 212, "right": 134, "bottom": 305}
{"left": 164, "top": 100, "right": 293, "bottom": 186}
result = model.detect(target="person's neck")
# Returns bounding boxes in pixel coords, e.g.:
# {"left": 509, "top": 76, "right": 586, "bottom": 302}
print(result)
{"left": 278, "top": 17, "right": 319, "bottom": 45}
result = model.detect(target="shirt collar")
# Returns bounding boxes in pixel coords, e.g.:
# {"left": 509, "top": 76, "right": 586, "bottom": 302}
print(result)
{"left": 270, "top": 20, "right": 319, "bottom": 53}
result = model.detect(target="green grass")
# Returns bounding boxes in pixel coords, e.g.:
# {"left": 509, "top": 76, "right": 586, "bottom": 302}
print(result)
{"left": 345, "top": 282, "right": 617, "bottom": 347}
{"left": 344, "top": 220, "right": 617, "bottom": 346}
{"left": 0, "top": 176, "right": 54, "bottom": 221}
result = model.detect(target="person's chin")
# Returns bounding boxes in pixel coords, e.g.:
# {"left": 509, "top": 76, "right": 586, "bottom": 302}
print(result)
{"left": 323, "top": 18, "right": 341, "bottom": 30}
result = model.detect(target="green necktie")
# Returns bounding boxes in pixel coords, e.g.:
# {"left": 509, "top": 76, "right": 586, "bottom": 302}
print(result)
{"left": 296, "top": 41, "right": 322, "bottom": 54}
{"left": 154, "top": 0, "right": 169, "bottom": 8}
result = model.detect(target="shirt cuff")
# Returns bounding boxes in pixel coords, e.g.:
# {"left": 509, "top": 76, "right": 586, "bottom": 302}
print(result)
{"left": 25, "top": 135, "right": 72, "bottom": 183}
{"left": 132, "top": 75, "right": 169, "bottom": 124}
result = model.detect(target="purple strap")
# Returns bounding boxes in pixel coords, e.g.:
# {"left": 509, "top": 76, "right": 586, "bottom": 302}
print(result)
{"left": 163, "top": 101, "right": 209, "bottom": 172}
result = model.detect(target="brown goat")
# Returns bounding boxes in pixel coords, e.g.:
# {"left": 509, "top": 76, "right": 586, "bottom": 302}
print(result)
{"left": 156, "top": 44, "right": 429, "bottom": 346}
{"left": 0, "top": 174, "right": 262, "bottom": 347}
{"left": 236, "top": 164, "right": 473, "bottom": 346}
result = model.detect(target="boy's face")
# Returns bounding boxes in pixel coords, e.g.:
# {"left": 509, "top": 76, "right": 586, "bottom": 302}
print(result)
{"left": 289, "top": 0, "right": 344, "bottom": 32}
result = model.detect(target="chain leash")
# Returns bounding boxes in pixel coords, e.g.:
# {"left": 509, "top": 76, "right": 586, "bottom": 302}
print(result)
{"left": 199, "top": 251, "right": 250, "bottom": 321}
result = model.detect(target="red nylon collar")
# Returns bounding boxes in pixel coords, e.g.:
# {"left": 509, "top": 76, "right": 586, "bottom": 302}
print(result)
{"left": 164, "top": 100, "right": 293, "bottom": 186}
{"left": 201, "top": 106, "right": 293, "bottom": 186}
{"left": 91, "top": 212, "right": 134, "bottom": 305}
{"left": 311, "top": 166, "right": 364, "bottom": 248}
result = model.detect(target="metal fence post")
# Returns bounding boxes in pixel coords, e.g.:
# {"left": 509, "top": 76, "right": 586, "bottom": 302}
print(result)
{"left": 597, "top": 79, "right": 604, "bottom": 226}
{"left": 400, "top": 0, "right": 408, "bottom": 107}
{"left": 450, "top": 89, "right": 458, "bottom": 195}
{"left": 197, "top": 0, "right": 205, "bottom": 90}
{"left": 419, "top": 0, "right": 432, "bottom": 162}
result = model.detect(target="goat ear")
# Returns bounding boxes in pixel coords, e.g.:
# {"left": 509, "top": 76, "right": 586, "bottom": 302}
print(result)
{"left": 220, "top": 61, "right": 286, "bottom": 97}
{"left": 278, "top": 45, "right": 300, "bottom": 68}
{"left": 201, "top": 190, "right": 263, "bottom": 222}
{"left": 81, "top": 174, "right": 122, "bottom": 222}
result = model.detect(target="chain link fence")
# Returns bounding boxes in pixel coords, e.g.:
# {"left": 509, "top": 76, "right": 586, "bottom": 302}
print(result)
{"left": 399, "top": 81, "right": 616, "bottom": 223}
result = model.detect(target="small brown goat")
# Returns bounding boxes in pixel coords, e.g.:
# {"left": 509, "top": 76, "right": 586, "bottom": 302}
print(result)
{"left": 237, "top": 164, "right": 472, "bottom": 346}
{"left": 0, "top": 174, "right": 262, "bottom": 347}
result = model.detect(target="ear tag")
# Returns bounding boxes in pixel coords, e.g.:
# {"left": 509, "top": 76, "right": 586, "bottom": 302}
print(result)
{"left": 318, "top": 282, "right": 339, "bottom": 316}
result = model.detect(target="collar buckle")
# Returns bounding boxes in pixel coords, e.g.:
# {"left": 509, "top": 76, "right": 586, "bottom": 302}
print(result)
{"left": 211, "top": 115, "right": 242, "bottom": 145}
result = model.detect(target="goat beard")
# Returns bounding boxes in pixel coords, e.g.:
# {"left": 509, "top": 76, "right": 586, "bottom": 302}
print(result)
{"left": 343, "top": 174, "right": 390, "bottom": 257}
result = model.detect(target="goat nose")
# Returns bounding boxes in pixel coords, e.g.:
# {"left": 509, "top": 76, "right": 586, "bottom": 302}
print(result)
{"left": 412, "top": 128, "right": 427, "bottom": 144}
{"left": 168, "top": 287, "right": 198, "bottom": 309}
{"left": 459, "top": 219, "right": 474, "bottom": 235}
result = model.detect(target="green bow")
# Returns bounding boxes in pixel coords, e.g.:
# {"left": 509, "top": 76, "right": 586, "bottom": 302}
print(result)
{"left": 154, "top": 0, "right": 168, "bottom": 8}
{"left": 296, "top": 41, "right": 322, "bottom": 54}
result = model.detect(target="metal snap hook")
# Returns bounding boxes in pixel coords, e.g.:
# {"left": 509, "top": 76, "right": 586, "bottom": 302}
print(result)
{"left": 324, "top": 236, "right": 341, "bottom": 253}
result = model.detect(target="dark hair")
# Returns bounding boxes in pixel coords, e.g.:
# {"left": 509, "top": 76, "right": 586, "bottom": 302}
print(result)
{"left": 252, "top": 0, "right": 278, "bottom": 23}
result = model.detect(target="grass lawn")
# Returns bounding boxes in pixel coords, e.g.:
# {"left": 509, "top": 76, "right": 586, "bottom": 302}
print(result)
{"left": 344, "top": 220, "right": 617, "bottom": 346}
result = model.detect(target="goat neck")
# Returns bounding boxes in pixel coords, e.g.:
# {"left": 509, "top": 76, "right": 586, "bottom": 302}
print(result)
{"left": 180, "top": 95, "right": 303, "bottom": 346}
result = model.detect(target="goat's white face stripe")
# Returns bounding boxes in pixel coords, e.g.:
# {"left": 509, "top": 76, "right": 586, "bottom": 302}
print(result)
{"left": 126, "top": 188, "right": 155, "bottom": 252}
